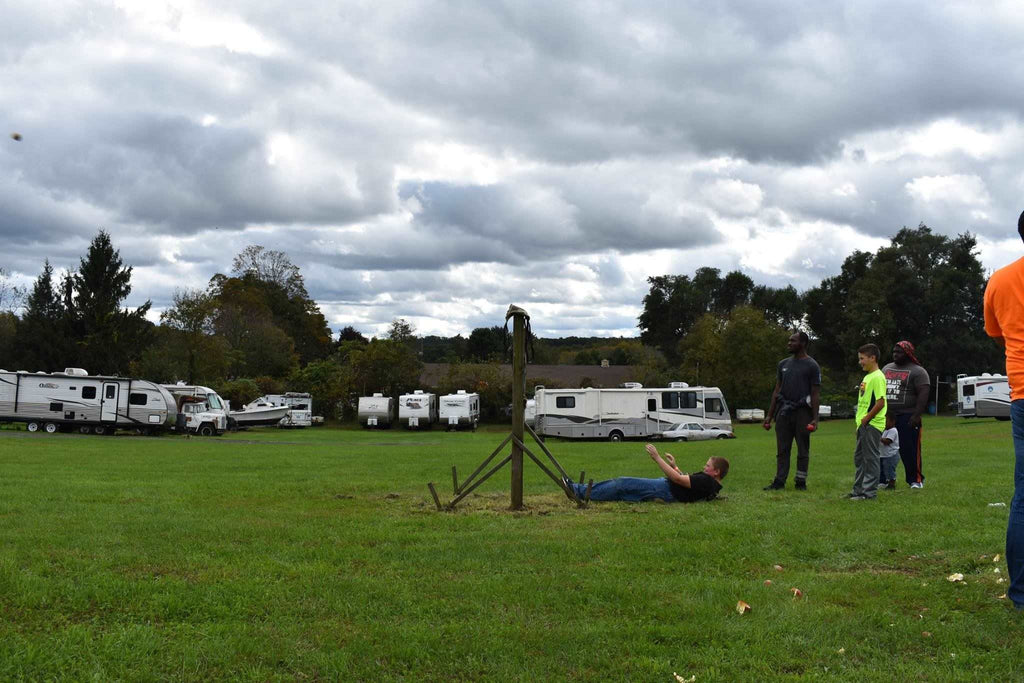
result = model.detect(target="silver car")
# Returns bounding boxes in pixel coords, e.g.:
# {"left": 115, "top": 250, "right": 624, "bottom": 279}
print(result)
{"left": 661, "top": 422, "right": 733, "bottom": 441}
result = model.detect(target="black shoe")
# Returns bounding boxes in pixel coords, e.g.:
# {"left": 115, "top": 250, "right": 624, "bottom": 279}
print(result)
{"left": 795, "top": 481, "right": 807, "bottom": 491}
{"left": 763, "top": 482, "right": 785, "bottom": 491}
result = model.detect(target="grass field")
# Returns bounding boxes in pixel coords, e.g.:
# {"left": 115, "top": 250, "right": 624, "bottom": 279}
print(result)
{"left": 1, "top": 416, "right": 1022, "bottom": 681}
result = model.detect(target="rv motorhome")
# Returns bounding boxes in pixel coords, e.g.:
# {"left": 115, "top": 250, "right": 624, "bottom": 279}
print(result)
{"left": 439, "top": 390, "right": 480, "bottom": 430}
{"left": 260, "top": 392, "right": 313, "bottom": 427}
{"left": 398, "top": 390, "right": 438, "bottom": 429}
{"left": 358, "top": 393, "right": 393, "bottom": 428}
{"left": 535, "top": 382, "right": 732, "bottom": 441}
{"left": 957, "top": 373, "right": 1011, "bottom": 419}
{"left": 0, "top": 368, "right": 177, "bottom": 434}
{"left": 162, "top": 384, "right": 230, "bottom": 435}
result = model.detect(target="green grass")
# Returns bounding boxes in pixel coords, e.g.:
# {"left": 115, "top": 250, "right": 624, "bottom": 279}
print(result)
{"left": 0, "top": 417, "right": 1022, "bottom": 681}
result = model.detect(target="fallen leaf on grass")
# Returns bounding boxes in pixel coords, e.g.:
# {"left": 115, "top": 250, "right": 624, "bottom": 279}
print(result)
{"left": 673, "top": 674, "right": 696, "bottom": 683}
{"left": 999, "top": 578, "right": 1006, "bottom": 584}
{"left": 947, "top": 573, "right": 964, "bottom": 583}
{"left": 999, "top": 593, "right": 1008, "bottom": 599}
{"left": 995, "top": 568, "right": 1001, "bottom": 574}
{"left": 922, "top": 632, "right": 932, "bottom": 638}
{"left": 994, "top": 554, "right": 1001, "bottom": 562}
{"left": 790, "top": 587, "right": 803, "bottom": 599}
{"left": 837, "top": 648, "right": 845, "bottom": 655}
{"left": 763, "top": 580, "right": 772, "bottom": 586}
{"left": 736, "top": 600, "right": 752, "bottom": 614}
{"left": 774, "top": 564, "right": 783, "bottom": 571}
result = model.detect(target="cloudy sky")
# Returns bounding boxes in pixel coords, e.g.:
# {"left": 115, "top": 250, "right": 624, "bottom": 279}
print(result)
{"left": 4, "top": 1, "right": 1024, "bottom": 338}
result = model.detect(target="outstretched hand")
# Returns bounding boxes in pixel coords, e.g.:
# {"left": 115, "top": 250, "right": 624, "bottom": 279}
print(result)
{"left": 645, "top": 443, "right": 660, "bottom": 460}
{"left": 663, "top": 452, "right": 677, "bottom": 468}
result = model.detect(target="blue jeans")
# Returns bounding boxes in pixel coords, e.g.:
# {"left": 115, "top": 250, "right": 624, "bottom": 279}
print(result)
{"left": 880, "top": 454, "right": 899, "bottom": 484}
{"left": 1009, "top": 400, "right": 1024, "bottom": 607}
{"left": 571, "top": 477, "right": 674, "bottom": 502}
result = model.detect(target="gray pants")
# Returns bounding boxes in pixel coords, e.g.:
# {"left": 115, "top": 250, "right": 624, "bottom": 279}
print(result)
{"left": 773, "top": 406, "right": 812, "bottom": 485}
{"left": 852, "top": 424, "right": 881, "bottom": 498}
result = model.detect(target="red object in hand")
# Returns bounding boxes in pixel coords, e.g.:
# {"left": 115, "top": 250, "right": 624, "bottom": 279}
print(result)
{"left": 762, "top": 421, "right": 771, "bottom": 431}
{"left": 806, "top": 423, "right": 816, "bottom": 432}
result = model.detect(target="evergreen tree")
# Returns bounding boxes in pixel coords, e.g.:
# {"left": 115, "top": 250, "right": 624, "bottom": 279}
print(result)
{"left": 13, "top": 261, "right": 67, "bottom": 372}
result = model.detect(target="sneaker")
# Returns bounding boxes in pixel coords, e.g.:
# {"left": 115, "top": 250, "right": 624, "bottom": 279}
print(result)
{"left": 561, "top": 476, "right": 577, "bottom": 501}
{"left": 910, "top": 482, "right": 923, "bottom": 489}
{"left": 849, "top": 495, "right": 867, "bottom": 501}
{"left": 763, "top": 482, "right": 785, "bottom": 491}
{"left": 795, "top": 481, "right": 807, "bottom": 491}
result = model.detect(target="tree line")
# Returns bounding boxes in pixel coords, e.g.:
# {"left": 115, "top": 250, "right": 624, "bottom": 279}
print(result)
{"left": 0, "top": 223, "right": 1000, "bottom": 420}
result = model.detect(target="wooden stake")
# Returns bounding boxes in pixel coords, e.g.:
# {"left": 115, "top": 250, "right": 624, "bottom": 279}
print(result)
{"left": 427, "top": 483, "right": 443, "bottom": 511}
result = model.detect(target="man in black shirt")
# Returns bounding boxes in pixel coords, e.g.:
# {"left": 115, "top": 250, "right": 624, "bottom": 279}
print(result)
{"left": 763, "top": 331, "right": 821, "bottom": 491}
{"left": 563, "top": 444, "right": 728, "bottom": 502}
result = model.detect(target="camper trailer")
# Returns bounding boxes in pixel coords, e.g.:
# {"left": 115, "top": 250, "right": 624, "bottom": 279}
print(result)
{"left": 162, "top": 384, "right": 230, "bottom": 435}
{"left": 0, "top": 368, "right": 177, "bottom": 434}
{"left": 261, "top": 393, "right": 313, "bottom": 427}
{"left": 398, "top": 390, "right": 438, "bottom": 429}
{"left": 957, "top": 374, "right": 1011, "bottom": 419}
{"left": 535, "top": 382, "right": 732, "bottom": 441}
{"left": 358, "top": 393, "right": 393, "bottom": 428}
{"left": 439, "top": 390, "right": 480, "bottom": 430}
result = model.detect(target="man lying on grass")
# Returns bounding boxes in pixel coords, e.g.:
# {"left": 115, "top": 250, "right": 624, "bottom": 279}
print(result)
{"left": 564, "top": 444, "right": 728, "bottom": 503}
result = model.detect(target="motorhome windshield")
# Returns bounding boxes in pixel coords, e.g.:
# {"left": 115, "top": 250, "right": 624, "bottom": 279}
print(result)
{"left": 206, "top": 394, "right": 223, "bottom": 410}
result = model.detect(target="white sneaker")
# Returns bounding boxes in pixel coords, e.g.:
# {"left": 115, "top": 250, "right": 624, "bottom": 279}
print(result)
{"left": 910, "top": 482, "right": 924, "bottom": 489}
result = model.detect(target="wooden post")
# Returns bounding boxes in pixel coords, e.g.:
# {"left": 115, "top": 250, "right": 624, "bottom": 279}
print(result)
{"left": 509, "top": 306, "right": 527, "bottom": 510}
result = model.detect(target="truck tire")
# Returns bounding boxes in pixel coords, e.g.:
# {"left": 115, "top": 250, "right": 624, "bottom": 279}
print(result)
{"left": 198, "top": 423, "right": 215, "bottom": 437}
{"left": 716, "top": 434, "right": 729, "bottom": 439}
{"left": 80, "top": 426, "right": 91, "bottom": 434}
{"left": 94, "top": 425, "right": 108, "bottom": 435}
{"left": 44, "top": 422, "right": 58, "bottom": 434}
{"left": 608, "top": 430, "right": 624, "bottom": 442}
{"left": 26, "top": 421, "right": 39, "bottom": 433}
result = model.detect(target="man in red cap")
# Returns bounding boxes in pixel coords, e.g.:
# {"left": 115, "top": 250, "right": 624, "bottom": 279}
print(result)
{"left": 881, "top": 342, "right": 930, "bottom": 488}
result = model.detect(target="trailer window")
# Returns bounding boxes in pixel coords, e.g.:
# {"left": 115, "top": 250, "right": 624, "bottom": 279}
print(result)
{"left": 555, "top": 396, "right": 576, "bottom": 409}
{"left": 82, "top": 386, "right": 97, "bottom": 399}
{"left": 105, "top": 385, "right": 116, "bottom": 399}
{"left": 662, "top": 392, "right": 679, "bottom": 409}
{"left": 648, "top": 398, "right": 657, "bottom": 411}
{"left": 129, "top": 393, "right": 148, "bottom": 406}
{"left": 962, "top": 384, "right": 975, "bottom": 396}
{"left": 705, "top": 397, "right": 723, "bottom": 413}
{"left": 49, "top": 402, "right": 63, "bottom": 412}
{"left": 681, "top": 392, "right": 697, "bottom": 409}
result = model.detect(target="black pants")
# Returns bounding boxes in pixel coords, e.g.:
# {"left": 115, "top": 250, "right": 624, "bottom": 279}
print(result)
{"left": 773, "top": 407, "right": 812, "bottom": 485}
{"left": 894, "top": 412, "right": 924, "bottom": 485}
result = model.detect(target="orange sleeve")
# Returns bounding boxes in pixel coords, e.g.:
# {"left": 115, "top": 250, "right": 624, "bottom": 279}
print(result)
{"left": 985, "top": 277, "right": 1002, "bottom": 338}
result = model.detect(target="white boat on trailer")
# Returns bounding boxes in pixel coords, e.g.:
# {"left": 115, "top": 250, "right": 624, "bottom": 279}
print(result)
{"left": 229, "top": 399, "right": 292, "bottom": 427}
{"left": 0, "top": 367, "right": 177, "bottom": 435}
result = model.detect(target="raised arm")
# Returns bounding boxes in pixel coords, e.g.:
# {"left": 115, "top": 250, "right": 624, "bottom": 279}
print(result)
{"left": 645, "top": 443, "right": 689, "bottom": 486}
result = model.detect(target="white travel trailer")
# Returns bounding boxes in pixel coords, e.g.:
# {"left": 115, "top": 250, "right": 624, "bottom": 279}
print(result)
{"left": 261, "top": 392, "right": 313, "bottom": 427}
{"left": 535, "top": 382, "right": 732, "bottom": 441}
{"left": 525, "top": 398, "right": 536, "bottom": 428}
{"left": 358, "top": 393, "right": 393, "bottom": 428}
{"left": 398, "top": 390, "right": 438, "bottom": 429}
{"left": 0, "top": 368, "right": 177, "bottom": 434}
{"left": 439, "top": 390, "right": 480, "bottom": 430}
{"left": 957, "top": 373, "right": 1011, "bottom": 419}
{"left": 162, "top": 384, "right": 230, "bottom": 436}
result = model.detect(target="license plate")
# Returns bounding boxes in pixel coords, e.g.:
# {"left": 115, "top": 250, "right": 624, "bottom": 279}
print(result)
{"left": 409, "top": 417, "right": 419, "bottom": 426}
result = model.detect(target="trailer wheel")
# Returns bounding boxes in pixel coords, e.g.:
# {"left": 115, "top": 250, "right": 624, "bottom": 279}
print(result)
{"left": 94, "top": 425, "right": 108, "bottom": 435}
{"left": 79, "top": 426, "right": 91, "bottom": 434}
{"left": 44, "top": 422, "right": 58, "bottom": 434}
{"left": 198, "top": 423, "right": 215, "bottom": 437}
{"left": 608, "top": 430, "right": 624, "bottom": 442}
{"left": 26, "top": 422, "right": 39, "bottom": 433}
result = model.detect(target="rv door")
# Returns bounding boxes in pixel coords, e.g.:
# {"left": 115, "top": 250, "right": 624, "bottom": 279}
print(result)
{"left": 101, "top": 382, "right": 119, "bottom": 422}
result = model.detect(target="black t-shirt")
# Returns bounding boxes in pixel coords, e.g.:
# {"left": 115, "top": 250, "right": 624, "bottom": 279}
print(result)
{"left": 776, "top": 356, "right": 822, "bottom": 414}
{"left": 668, "top": 472, "right": 722, "bottom": 502}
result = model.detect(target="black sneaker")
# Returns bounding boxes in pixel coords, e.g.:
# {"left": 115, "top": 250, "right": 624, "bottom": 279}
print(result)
{"left": 763, "top": 481, "right": 785, "bottom": 491}
{"left": 795, "top": 481, "right": 807, "bottom": 491}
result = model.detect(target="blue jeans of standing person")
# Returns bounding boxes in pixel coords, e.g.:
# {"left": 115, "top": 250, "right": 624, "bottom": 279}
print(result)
{"left": 1008, "top": 400, "right": 1024, "bottom": 608}
{"left": 880, "top": 453, "right": 899, "bottom": 484}
{"left": 570, "top": 477, "right": 674, "bottom": 502}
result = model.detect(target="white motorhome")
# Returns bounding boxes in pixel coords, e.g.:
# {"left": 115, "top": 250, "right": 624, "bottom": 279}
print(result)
{"left": 261, "top": 392, "right": 313, "bottom": 427}
{"left": 535, "top": 382, "right": 732, "bottom": 441}
{"left": 358, "top": 393, "right": 393, "bottom": 428}
{"left": 0, "top": 368, "right": 177, "bottom": 434}
{"left": 398, "top": 390, "right": 438, "bottom": 429}
{"left": 439, "top": 390, "right": 480, "bottom": 430}
{"left": 957, "top": 373, "right": 1011, "bottom": 419}
{"left": 162, "top": 384, "right": 230, "bottom": 436}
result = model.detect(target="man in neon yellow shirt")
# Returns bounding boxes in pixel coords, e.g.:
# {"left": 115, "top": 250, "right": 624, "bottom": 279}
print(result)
{"left": 850, "top": 343, "right": 887, "bottom": 500}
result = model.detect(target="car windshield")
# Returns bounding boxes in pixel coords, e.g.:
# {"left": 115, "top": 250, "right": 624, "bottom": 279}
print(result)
{"left": 668, "top": 423, "right": 683, "bottom": 431}
{"left": 206, "top": 394, "right": 223, "bottom": 410}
